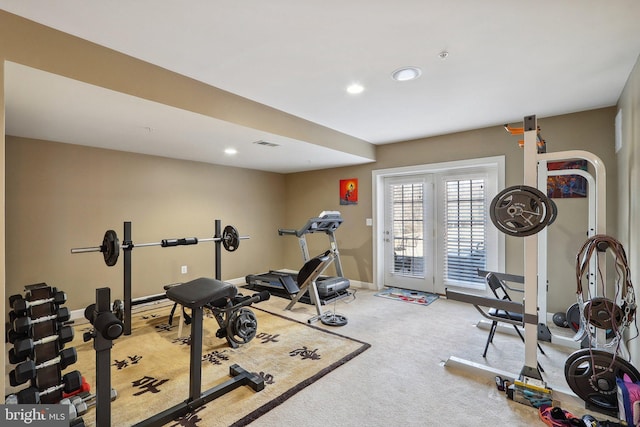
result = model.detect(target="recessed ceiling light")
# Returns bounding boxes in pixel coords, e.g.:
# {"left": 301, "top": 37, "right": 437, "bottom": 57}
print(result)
{"left": 224, "top": 148, "right": 237, "bottom": 155}
{"left": 346, "top": 83, "right": 364, "bottom": 94}
{"left": 391, "top": 66, "right": 422, "bottom": 82}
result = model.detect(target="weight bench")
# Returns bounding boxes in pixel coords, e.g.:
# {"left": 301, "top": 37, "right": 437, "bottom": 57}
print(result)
{"left": 133, "top": 277, "right": 265, "bottom": 427}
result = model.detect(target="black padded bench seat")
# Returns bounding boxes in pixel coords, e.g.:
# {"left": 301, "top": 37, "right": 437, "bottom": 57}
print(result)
{"left": 166, "top": 277, "right": 236, "bottom": 309}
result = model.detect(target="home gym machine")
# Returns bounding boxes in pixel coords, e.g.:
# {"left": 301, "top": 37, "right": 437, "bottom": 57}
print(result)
{"left": 245, "top": 211, "right": 350, "bottom": 304}
{"left": 445, "top": 115, "right": 637, "bottom": 415}
{"left": 70, "top": 219, "right": 248, "bottom": 336}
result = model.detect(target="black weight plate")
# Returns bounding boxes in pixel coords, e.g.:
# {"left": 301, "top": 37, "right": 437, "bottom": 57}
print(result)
{"left": 490, "top": 185, "right": 552, "bottom": 237}
{"left": 565, "top": 349, "right": 640, "bottom": 412}
{"left": 552, "top": 312, "right": 568, "bottom": 328}
{"left": 102, "top": 229, "right": 120, "bottom": 267}
{"left": 321, "top": 313, "right": 348, "bottom": 327}
{"left": 584, "top": 297, "right": 623, "bottom": 331}
{"left": 222, "top": 225, "right": 240, "bottom": 252}
{"left": 547, "top": 199, "right": 558, "bottom": 226}
{"left": 566, "top": 303, "right": 581, "bottom": 332}
{"left": 227, "top": 308, "right": 257, "bottom": 344}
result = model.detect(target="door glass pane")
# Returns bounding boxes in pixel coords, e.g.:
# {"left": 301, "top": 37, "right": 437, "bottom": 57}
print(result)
{"left": 444, "top": 178, "right": 486, "bottom": 285}
{"left": 391, "top": 183, "right": 424, "bottom": 277}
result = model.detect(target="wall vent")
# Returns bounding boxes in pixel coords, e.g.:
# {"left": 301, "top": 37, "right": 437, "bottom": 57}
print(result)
{"left": 253, "top": 140, "right": 279, "bottom": 147}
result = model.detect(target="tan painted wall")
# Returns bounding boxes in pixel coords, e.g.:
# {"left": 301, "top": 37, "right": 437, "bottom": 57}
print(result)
{"left": 1, "top": 56, "right": 6, "bottom": 400}
{"left": 5, "top": 136, "right": 286, "bottom": 310}
{"left": 617, "top": 54, "right": 640, "bottom": 360}
{"left": 283, "top": 108, "right": 618, "bottom": 314}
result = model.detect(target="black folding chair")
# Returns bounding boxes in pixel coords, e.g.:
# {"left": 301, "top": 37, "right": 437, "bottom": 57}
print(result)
{"left": 483, "top": 272, "right": 546, "bottom": 370}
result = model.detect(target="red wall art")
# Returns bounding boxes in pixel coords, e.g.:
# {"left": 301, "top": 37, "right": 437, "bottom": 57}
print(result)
{"left": 340, "top": 179, "right": 358, "bottom": 205}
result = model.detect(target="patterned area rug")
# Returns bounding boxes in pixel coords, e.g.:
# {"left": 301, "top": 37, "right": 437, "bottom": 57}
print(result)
{"left": 63, "top": 304, "right": 370, "bottom": 426}
{"left": 374, "top": 287, "right": 439, "bottom": 306}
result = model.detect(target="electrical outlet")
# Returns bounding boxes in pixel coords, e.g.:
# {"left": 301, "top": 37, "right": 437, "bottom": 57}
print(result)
{"left": 181, "top": 265, "right": 188, "bottom": 274}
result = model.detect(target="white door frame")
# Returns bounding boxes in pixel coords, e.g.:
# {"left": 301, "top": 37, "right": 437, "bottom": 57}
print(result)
{"left": 372, "top": 156, "right": 505, "bottom": 291}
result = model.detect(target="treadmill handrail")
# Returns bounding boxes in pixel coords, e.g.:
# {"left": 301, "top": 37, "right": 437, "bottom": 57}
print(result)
{"left": 278, "top": 214, "right": 343, "bottom": 237}
{"left": 278, "top": 228, "right": 298, "bottom": 236}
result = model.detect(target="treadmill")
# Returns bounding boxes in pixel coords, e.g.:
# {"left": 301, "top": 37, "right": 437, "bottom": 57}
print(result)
{"left": 245, "top": 211, "right": 350, "bottom": 304}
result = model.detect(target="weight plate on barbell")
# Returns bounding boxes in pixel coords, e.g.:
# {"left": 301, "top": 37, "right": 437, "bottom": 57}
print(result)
{"left": 227, "top": 308, "right": 257, "bottom": 344}
{"left": 565, "top": 349, "right": 640, "bottom": 412}
{"left": 489, "top": 185, "right": 553, "bottom": 237}
{"left": 102, "top": 230, "right": 120, "bottom": 267}
{"left": 222, "top": 225, "right": 240, "bottom": 252}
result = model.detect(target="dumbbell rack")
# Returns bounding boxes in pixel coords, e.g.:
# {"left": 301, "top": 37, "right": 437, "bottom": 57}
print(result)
{"left": 6, "top": 283, "right": 85, "bottom": 405}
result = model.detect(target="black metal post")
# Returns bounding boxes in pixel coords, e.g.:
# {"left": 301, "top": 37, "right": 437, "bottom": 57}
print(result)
{"left": 124, "top": 221, "right": 132, "bottom": 335}
{"left": 94, "top": 287, "right": 114, "bottom": 427}
{"left": 214, "top": 219, "right": 222, "bottom": 281}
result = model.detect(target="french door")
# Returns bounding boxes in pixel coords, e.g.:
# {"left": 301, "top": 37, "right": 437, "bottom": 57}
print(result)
{"left": 383, "top": 175, "right": 434, "bottom": 292}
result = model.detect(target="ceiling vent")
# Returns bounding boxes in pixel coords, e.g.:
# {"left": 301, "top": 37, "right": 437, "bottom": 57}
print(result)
{"left": 253, "top": 140, "right": 279, "bottom": 148}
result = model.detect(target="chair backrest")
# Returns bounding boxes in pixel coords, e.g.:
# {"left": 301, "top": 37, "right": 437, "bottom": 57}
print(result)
{"left": 485, "top": 272, "right": 511, "bottom": 302}
{"left": 297, "top": 250, "right": 332, "bottom": 286}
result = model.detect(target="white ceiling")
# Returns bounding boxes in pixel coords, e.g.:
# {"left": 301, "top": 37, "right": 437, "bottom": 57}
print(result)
{"left": 2, "top": 1, "right": 640, "bottom": 173}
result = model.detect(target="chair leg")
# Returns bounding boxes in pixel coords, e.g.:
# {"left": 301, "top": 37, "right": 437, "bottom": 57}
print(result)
{"left": 483, "top": 321, "right": 498, "bottom": 357}
{"left": 512, "top": 324, "right": 546, "bottom": 355}
{"left": 512, "top": 324, "right": 525, "bottom": 342}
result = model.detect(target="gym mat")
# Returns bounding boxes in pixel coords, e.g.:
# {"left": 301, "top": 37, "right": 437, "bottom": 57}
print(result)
{"left": 374, "top": 287, "right": 439, "bottom": 306}
{"left": 60, "top": 304, "right": 369, "bottom": 426}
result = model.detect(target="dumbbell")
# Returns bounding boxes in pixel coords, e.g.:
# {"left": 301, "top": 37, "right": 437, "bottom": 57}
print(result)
{"left": 62, "top": 388, "right": 117, "bottom": 420}
{"left": 9, "top": 325, "right": 75, "bottom": 364}
{"left": 10, "top": 347, "right": 77, "bottom": 386}
{"left": 16, "top": 370, "right": 83, "bottom": 403}
{"left": 12, "top": 290, "right": 67, "bottom": 316}
{"left": 13, "top": 307, "right": 71, "bottom": 335}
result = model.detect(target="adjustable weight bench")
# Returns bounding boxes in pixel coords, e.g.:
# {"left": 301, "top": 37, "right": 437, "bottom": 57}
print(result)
{"left": 133, "top": 277, "right": 265, "bottom": 427}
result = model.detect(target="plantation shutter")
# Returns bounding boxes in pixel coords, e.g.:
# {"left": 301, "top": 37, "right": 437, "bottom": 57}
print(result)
{"left": 390, "top": 182, "right": 425, "bottom": 277}
{"left": 444, "top": 178, "right": 486, "bottom": 285}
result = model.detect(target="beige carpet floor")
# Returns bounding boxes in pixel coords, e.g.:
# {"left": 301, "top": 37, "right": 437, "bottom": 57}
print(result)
{"left": 241, "top": 287, "right": 623, "bottom": 427}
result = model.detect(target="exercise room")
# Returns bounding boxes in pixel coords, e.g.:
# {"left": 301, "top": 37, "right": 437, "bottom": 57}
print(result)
{"left": 2, "top": 3, "right": 640, "bottom": 427}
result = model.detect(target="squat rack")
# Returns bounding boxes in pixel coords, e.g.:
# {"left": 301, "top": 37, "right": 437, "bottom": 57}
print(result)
{"left": 71, "top": 219, "right": 248, "bottom": 335}
{"left": 446, "top": 115, "right": 607, "bottom": 388}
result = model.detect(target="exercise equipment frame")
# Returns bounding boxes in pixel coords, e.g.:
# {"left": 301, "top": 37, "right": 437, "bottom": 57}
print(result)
{"left": 72, "top": 219, "right": 246, "bottom": 335}
{"left": 446, "top": 115, "right": 609, "bottom": 404}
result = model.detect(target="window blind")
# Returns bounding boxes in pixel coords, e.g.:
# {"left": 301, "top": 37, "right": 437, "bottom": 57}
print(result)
{"left": 444, "top": 178, "right": 486, "bottom": 285}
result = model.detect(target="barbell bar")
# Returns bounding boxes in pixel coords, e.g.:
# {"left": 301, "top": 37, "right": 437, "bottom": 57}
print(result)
{"left": 70, "top": 225, "right": 248, "bottom": 267}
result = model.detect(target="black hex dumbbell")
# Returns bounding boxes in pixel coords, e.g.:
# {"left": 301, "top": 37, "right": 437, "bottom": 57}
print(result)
{"left": 9, "top": 325, "right": 75, "bottom": 364}
{"left": 13, "top": 307, "right": 71, "bottom": 335}
{"left": 16, "top": 370, "right": 83, "bottom": 403}
{"left": 9, "top": 347, "right": 77, "bottom": 386}
{"left": 12, "top": 290, "right": 67, "bottom": 316}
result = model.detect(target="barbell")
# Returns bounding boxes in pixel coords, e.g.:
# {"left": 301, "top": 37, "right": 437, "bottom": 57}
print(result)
{"left": 70, "top": 225, "right": 247, "bottom": 267}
